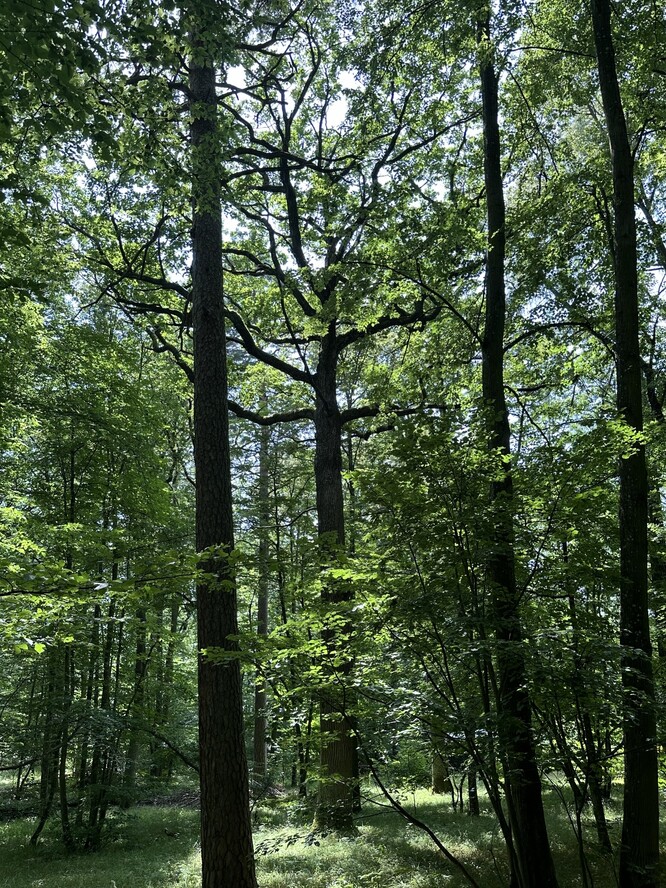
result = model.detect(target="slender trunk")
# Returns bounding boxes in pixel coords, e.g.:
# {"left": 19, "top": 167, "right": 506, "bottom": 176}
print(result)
{"left": 582, "top": 711, "right": 612, "bottom": 852}
{"left": 76, "top": 606, "right": 98, "bottom": 826}
{"left": 467, "top": 768, "right": 479, "bottom": 817}
{"left": 148, "top": 588, "right": 165, "bottom": 777}
{"left": 189, "top": 25, "right": 257, "bottom": 888}
{"left": 155, "top": 595, "right": 180, "bottom": 779}
{"left": 122, "top": 607, "right": 147, "bottom": 807}
{"left": 345, "top": 428, "right": 357, "bottom": 558}
{"left": 31, "top": 651, "right": 58, "bottom": 845}
{"left": 87, "top": 601, "right": 115, "bottom": 850}
{"left": 467, "top": 614, "right": 516, "bottom": 859}
{"left": 253, "top": 422, "right": 270, "bottom": 789}
{"left": 591, "top": 4, "right": 659, "bottom": 885}
{"left": 100, "top": 600, "right": 115, "bottom": 713}
{"left": 478, "top": 15, "right": 558, "bottom": 888}
{"left": 345, "top": 428, "right": 362, "bottom": 813}
{"left": 112, "top": 604, "right": 124, "bottom": 714}
{"left": 294, "top": 721, "right": 306, "bottom": 796}
{"left": 647, "top": 489, "right": 666, "bottom": 659}
{"left": 642, "top": 373, "right": 666, "bottom": 658}
{"left": 30, "top": 782, "right": 56, "bottom": 846}
{"left": 17, "top": 667, "right": 39, "bottom": 799}
{"left": 59, "top": 646, "right": 74, "bottom": 849}
{"left": 564, "top": 541, "right": 612, "bottom": 852}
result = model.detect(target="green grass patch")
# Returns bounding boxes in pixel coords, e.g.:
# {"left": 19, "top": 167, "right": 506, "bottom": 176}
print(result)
{"left": 0, "top": 807, "right": 200, "bottom": 888}
{"left": 0, "top": 785, "right": 656, "bottom": 888}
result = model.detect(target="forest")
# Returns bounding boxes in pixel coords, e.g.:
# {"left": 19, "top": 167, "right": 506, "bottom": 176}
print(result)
{"left": 0, "top": 0, "right": 665, "bottom": 886}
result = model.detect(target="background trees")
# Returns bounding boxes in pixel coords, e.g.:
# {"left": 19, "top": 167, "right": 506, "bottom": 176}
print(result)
{"left": 1, "top": 0, "right": 665, "bottom": 886}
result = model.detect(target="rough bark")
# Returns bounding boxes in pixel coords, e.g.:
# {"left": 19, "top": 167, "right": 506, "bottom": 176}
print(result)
{"left": 189, "top": 32, "right": 257, "bottom": 888}
{"left": 591, "top": 3, "right": 659, "bottom": 885}
{"left": 313, "top": 330, "right": 357, "bottom": 832}
{"left": 478, "top": 15, "right": 559, "bottom": 888}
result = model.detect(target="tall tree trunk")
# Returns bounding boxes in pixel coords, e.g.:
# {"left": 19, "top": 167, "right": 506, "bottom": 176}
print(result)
{"left": 478, "top": 14, "right": 559, "bottom": 888}
{"left": 188, "top": 21, "right": 257, "bottom": 888}
{"left": 648, "top": 487, "right": 666, "bottom": 658}
{"left": 313, "top": 331, "right": 357, "bottom": 832}
{"left": 149, "top": 596, "right": 165, "bottom": 774}
{"left": 591, "top": 3, "right": 659, "bottom": 885}
{"left": 345, "top": 426, "right": 362, "bottom": 813}
{"left": 16, "top": 666, "right": 39, "bottom": 800}
{"left": 253, "top": 423, "right": 270, "bottom": 790}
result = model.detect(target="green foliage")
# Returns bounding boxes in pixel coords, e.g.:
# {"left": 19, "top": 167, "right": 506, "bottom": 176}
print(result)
{"left": 0, "top": 788, "right": 634, "bottom": 888}
{"left": 1, "top": 0, "right": 665, "bottom": 878}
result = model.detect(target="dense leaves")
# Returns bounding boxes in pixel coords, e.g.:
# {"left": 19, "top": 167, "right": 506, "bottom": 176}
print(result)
{"left": 0, "top": 1, "right": 665, "bottom": 886}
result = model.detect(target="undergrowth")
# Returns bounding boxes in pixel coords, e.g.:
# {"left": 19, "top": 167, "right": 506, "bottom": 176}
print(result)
{"left": 0, "top": 785, "right": 649, "bottom": 888}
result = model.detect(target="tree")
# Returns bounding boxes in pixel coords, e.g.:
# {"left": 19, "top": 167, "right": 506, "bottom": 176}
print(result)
{"left": 252, "top": 420, "right": 271, "bottom": 789}
{"left": 185, "top": 3, "right": 257, "bottom": 885}
{"left": 2, "top": 2, "right": 665, "bottom": 883}
{"left": 591, "top": 2, "right": 659, "bottom": 884}
{"left": 217, "top": 9, "right": 477, "bottom": 827}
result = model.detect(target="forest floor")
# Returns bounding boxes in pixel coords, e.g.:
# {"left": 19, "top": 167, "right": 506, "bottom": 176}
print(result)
{"left": 0, "top": 782, "right": 640, "bottom": 888}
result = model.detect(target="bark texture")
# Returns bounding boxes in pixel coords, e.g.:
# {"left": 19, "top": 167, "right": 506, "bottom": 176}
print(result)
{"left": 591, "top": 3, "right": 659, "bottom": 885}
{"left": 313, "top": 330, "right": 357, "bottom": 832}
{"left": 189, "top": 39, "right": 257, "bottom": 888}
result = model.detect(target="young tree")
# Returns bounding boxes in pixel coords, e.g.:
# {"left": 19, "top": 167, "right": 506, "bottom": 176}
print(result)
{"left": 591, "top": 2, "right": 659, "bottom": 884}
{"left": 252, "top": 421, "right": 271, "bottom": 789}
{"left": 477, "top": 8, "right": 559, "bottom": 887}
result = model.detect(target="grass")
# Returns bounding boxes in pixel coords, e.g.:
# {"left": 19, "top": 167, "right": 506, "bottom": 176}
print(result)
{"left": 0, "top": 807, "right": 200, "bottom": 888}
{"left": 0, "top": 784, "right": 651, "bottom": 888}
